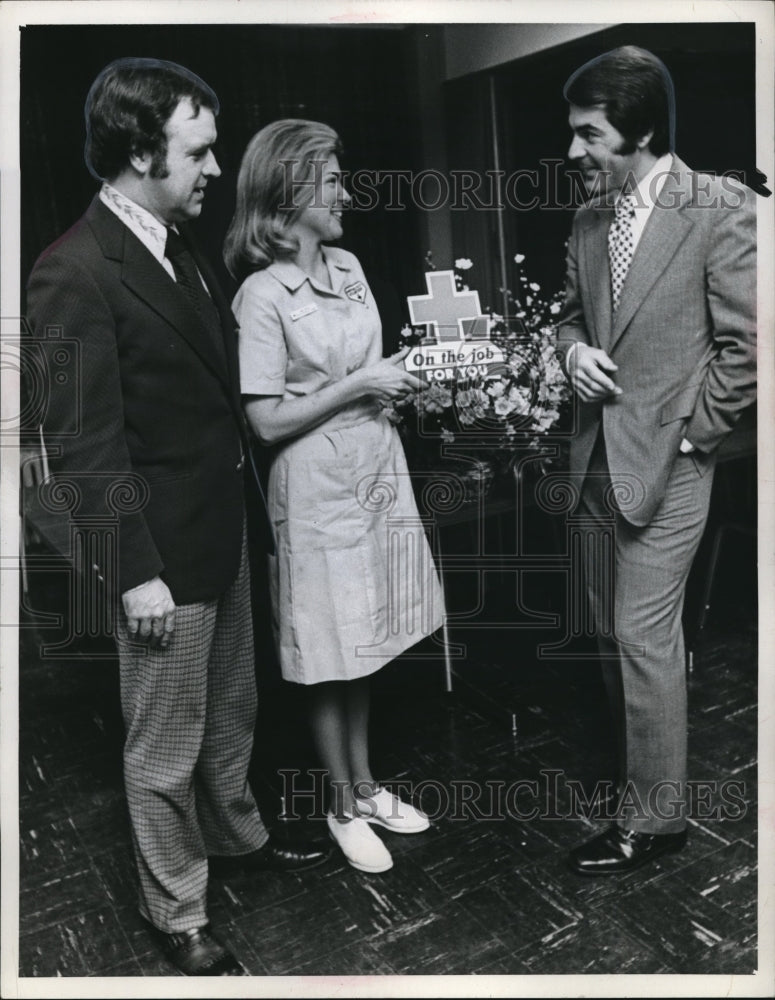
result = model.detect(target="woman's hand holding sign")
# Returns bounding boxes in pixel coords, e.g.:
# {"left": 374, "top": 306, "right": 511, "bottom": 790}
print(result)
{"left": 358, "top": 347, "right": 425, "bottom": 404}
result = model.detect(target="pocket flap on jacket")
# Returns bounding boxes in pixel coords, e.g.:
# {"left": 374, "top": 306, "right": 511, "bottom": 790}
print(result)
{"left": 660, "top": 383, "right": 702, "bottom": 425}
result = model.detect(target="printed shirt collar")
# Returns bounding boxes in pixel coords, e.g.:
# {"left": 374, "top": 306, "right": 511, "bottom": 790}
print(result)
{"left": 268, "top": 246, "right": 353, "bottom": 294}
{"left": 99, "top": 183, "right": 168, "bottom": 262}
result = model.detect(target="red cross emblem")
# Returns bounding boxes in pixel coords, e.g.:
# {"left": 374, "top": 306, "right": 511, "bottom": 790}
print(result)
{"left": 407, "top": 271, "right": 490, "bottom": 343}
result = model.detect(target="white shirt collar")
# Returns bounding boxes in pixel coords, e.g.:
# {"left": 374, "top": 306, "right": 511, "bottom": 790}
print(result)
{"left": 619, "top": 153, "right": 674, "bottom": 250}
{"left": 99, "top": 183, "right": 169, "bottom": 266}
{"left": 624, "top": 153, "right": 674, "bottom": 215}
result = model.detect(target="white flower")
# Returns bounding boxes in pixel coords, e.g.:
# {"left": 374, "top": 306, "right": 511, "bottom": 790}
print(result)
{"left": 529, "top": 282, "right": 540, "bottom": 292}
{"left": 494, "top": 395, "right": 516, "bottom": 416}
{"left": 507, "top": 386, "right": 531, "bottom": 416}
{"left": 514, "top": 253, "right": 525, "bottom": 264}
{"left": 550, "top": 302, "right": 562, "bottom": 315}
{"left": 455, "top": 258, "right": 473, "bottom": 270}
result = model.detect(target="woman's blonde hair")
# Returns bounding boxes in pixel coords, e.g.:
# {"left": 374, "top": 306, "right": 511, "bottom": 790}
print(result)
{"left": 224, "top": 118, "right": 342, "bottom": 282}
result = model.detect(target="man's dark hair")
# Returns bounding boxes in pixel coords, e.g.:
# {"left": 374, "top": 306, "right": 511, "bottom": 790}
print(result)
{"left": 564, "top": 45, "right": 675, "bottom": 156}
{"left": 84, "top": 57, "right": 219, "bottom": 181}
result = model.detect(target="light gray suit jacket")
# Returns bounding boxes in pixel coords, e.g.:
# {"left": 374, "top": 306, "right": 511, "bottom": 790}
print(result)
{"left": 557, "top": 156, "right": 757, "bottom": 526}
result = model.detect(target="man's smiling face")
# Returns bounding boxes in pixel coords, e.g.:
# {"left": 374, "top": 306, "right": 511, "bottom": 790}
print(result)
{"left": 567, "top": 104, "right": 650, "bottom": 198}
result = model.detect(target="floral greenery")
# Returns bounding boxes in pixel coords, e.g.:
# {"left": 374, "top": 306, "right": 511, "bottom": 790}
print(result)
{"left": 392, "top": 253, "right": 571, "bottom": 474}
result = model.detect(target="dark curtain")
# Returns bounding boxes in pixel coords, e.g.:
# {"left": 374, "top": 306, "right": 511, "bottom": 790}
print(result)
{"left": 443, "top": 73, "right": 504, "bottom": 315}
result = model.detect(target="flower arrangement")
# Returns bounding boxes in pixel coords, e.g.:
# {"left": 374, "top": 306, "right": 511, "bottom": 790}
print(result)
{"left": 393, "top": 253, "right": 571, "bottom": 480}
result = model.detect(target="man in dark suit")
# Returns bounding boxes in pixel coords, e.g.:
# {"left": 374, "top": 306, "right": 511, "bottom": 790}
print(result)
{"left": 556, "top": 46, "right": 756, "bottom": 874}
{"left": 26, "top": 57, "right": 330, "bottom": 976}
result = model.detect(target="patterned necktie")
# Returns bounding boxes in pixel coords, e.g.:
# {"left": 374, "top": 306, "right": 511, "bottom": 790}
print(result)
{"left": 165, "top": 226, "right": 204, "bottom": 312}
{"left": 608, "top": 193, "right": 637, "bottom": 310}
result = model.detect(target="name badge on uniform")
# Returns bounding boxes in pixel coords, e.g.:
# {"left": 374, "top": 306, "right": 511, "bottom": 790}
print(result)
{"left": 290, "top": 303, "right": 318, "bottom": 321}
{"left": 344, "top": 281, "right": 367, "bottom": 304}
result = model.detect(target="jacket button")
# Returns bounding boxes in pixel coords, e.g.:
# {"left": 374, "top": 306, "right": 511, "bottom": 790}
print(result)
{"left": 236, "top": 458, "right": 244, "bottom": 472}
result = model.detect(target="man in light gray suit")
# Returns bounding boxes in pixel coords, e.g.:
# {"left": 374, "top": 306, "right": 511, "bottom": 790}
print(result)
{"left": 556, "top": 46, "right": 757, "bottom": 874}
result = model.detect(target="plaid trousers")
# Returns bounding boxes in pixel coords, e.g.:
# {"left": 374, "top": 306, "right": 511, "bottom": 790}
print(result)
{"left": 115, "top": 529, "right": 269, "bottom": 932}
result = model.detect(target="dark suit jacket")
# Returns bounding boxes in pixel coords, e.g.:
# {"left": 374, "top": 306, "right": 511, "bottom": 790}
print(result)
{"left": 26, "top": 195, "right": 250, "bottom": 604}
{"left": 557, "top": 156, "right": 757, "bottom": 526}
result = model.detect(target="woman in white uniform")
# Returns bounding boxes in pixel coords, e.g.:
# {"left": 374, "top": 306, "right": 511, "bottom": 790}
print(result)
{"left": 224, "top": 120, "right": 445, "bottom": 873}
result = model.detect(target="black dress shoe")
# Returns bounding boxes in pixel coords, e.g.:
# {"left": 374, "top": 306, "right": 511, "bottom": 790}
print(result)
{"left": 153, "top": 923, "right": 247, "bottom": 976}
{"left": 568, "top": 825, "right": 687, "bottom": 876}
{"left": 209, "top": 834, "right": 332, "bottom": 876}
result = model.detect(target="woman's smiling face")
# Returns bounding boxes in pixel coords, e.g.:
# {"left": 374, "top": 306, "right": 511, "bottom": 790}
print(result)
{"left": 290, "top": 154, "right": 350, "bottom": 245}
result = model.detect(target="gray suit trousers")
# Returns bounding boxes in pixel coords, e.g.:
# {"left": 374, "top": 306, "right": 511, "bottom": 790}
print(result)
{"left": 580, "top": 437, "right": 716, "bottom": 834}
{"left": 115, "top": 530, "right": 269, "bottom": 932}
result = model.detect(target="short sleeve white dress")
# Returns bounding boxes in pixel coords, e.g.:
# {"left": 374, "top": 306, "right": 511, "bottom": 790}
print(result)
{"left": 234, "top": 246, "right": 445, "bottom": 684}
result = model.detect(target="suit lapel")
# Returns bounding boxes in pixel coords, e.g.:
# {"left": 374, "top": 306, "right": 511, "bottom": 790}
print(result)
{"left": 87, "top": 198, "right": 231, "bottom": 388}
{"left": 185, "top": 231, "right": 241, "bottom": 404}
{"left": 580, "top": 208, "right": 614, "bottom": 352}
{"left": 609, "top": 158, "right": 695, "bottom": 351}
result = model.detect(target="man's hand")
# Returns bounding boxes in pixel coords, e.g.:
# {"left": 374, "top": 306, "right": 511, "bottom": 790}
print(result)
{"left": 567, "top": 343, "right": 623, "bottom": 403}
{"left": 122, "top": 576, "right": 176, "bottom": 649}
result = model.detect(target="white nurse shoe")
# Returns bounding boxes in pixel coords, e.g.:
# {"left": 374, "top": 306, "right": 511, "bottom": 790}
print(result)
{"left": 354, "top": 786, "right": 430, "bottom": 833}
{"left": 326, "top": 813, "right": 393, "bottom": 873}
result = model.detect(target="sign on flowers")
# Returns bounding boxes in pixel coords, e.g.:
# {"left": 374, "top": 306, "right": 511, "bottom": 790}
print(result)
{"left": 404, "top": 270, "right": 506, "bottom": 383}
{"left": 394, "top": 255, "right": 571, "bottom": 455}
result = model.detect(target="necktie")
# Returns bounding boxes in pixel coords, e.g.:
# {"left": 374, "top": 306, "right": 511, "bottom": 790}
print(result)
{"left": 165, "top": 226, "right": 205, "bottom": 312}
{"left": 164, "top": 226, "right": 227, "bottom": 366}
{"left": 607, "top": 193, "right": 637, "bottom": 310}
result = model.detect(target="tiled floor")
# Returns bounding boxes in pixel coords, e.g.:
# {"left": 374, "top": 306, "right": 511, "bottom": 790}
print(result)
{"left": 16, "top": 544, "right": 758, "bottom": 980}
